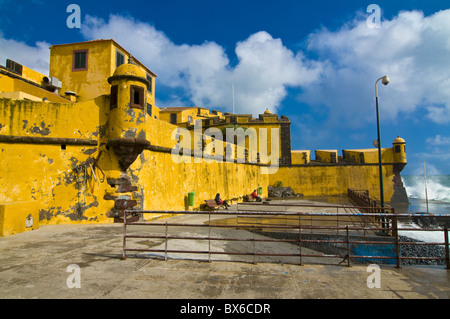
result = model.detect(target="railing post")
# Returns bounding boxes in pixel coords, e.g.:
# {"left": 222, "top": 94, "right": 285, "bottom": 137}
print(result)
{"left": 121, "top": 213, "right": 127, "bottom": 260}
{"left": 253, "top": 228, "right": 256, "bottom": 265}
{"left": 208, "top": 211, "right": 211, "bottom": 263}
{"left": 445, "top": 227, "right": 449, "bottom": 270}
{"left": 336, "top": 207, "right": 339, "bottom": 235}
{"left": 346, "top": 225, "right": 351, "bottom": 267}
{"left": 298, "top": 216, "right": 303, "bottom": 266}
{"left": 164, "top": 221, "right": 168, "bottom": 261}
{"left": 392, "top": 215, "right": 401, "bottom": 268}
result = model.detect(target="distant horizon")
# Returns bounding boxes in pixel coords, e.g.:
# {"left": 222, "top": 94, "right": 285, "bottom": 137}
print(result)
{"left": 403, "top": 174, "right": 450, "bottom": 176}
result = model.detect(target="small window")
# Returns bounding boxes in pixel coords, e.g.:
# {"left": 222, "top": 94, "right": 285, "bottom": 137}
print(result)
{"left": 170, "top": 113, "right": 177, "bottom": 124}
{"left": 130, "top": 85, "right": 144, "bottom": 109}
{"left": 147, "top": 103, "right": 152, "bottom": 117}
{"left": 188, "top": 116, "right": 193, "bottom": 123}
{"left": 73, "top": 49, "right": 88, "bottom": 71}
{"left": 395, "top": 145, "right": 401, "bottom": 153}
{"left": 146, "top": 73, "right": 153, "bottom": 93}
{"left": 110, "top": 85, "right": 118, "bottom": 110}
{"left": 61, "top": 144, "right": 66, "bottom": 150}
{"left": 116, "top": 50, "right": 125, "bottom": 68}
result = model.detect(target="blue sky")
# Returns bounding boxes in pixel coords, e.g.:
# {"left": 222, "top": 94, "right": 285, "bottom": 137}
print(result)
{"left": 1, "top": 0, "right": 450, "bottom": 175}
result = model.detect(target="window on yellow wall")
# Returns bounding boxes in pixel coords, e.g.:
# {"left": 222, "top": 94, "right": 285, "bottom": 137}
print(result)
{"left": 116, "top": 50, "right": 125, "bottom": 68}
{"left": 73, "top": 49, "right": 88, "bottom": 71}
{"left": 170, "top": 113, "right": 177, "bottom": 124}
{"left": 147, "top": 103, "right": 152, "bottom": 117}
{"left": 110, "top": 85, "right": 118, "bottom": 110}
{"left": 146, "top": 73, "right": 152, "bottom": 93}
{"left": 130, "top": 85, "right": 144, "bottom": 109}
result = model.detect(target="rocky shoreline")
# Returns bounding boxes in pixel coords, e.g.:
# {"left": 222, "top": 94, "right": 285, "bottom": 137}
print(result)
{"left": 399, "top": 235, "right": 447, "bottom": 266}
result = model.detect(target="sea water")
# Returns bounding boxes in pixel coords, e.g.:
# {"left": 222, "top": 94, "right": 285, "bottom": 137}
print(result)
{"left": 401, "top": 175, "right": 450, "bottom": 215}
{"left": 398, "top": 175, "right": 450, "bottom": 243}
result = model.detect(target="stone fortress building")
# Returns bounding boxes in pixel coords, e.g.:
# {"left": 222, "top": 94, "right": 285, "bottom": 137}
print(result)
{"left": 0, "top": 39, "right": 408, "bottom": 237}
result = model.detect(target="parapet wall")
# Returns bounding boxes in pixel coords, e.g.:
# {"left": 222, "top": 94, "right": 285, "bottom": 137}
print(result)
{"left": 0, "top": 97, "right": 270, "bottom": 231}
{"left": 0, "top": 96, "right": 405, "bottom": 235}
{"left": 269, "top": 164, "right": 396, "bottom": 202}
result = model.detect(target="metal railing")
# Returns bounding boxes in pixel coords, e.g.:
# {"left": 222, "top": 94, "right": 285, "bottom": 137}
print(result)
{"left": 121, "top": 209, "right": 450, "bottom": 269}
{"left": 348, "top": 188, "right": 388, "bottom": 213}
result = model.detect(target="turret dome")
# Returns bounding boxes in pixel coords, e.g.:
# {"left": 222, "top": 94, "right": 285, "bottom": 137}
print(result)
{"left": 107, "top": 60, "right": 149, "bottom": 88}
{"left": 393, "top": 136, "right": 405, "bottom": 144}
{"left": 112, "top": 62, "right": 146, "bottom": 78}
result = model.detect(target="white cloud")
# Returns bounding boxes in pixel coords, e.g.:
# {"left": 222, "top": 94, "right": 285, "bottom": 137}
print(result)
{"left": 426, "top": 135, "right": 450, "bottom": 146}
{"left": 2, "top": 8, "right": 449, "bottom": 128}
{"left": 298, "top": 9, "right": 450, "bottom": 126}
{"left": 81, "top": 14, "right": 322, "bottom": 115}
{"left": 0, "top": 31, "right": 50, "bottom": 75}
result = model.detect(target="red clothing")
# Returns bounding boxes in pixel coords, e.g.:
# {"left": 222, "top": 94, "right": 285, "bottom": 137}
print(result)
{"left": 251, "top": 192, "right": 257, "bottom": 198}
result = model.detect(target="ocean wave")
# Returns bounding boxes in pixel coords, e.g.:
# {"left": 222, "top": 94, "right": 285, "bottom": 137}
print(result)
{"left": 402, "top": 175, "right": 450, "bottom": 203}
{"left": 398, "top": 222, "right": 445, "bottom": 244}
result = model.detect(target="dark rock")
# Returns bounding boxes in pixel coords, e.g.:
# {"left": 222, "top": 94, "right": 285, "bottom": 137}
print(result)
{"left": 268, "top": 186, "right": 297, "bottom": 198}
{"left": 399, "top": 235, "right": 446, "bottom": 266}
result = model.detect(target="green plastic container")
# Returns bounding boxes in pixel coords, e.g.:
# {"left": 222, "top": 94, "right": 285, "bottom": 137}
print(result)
{"left": 258, "top": 187, "right": 263, "bottom": 195}
{"left": 188, "top": 191, "right": 195, "bottom": 206}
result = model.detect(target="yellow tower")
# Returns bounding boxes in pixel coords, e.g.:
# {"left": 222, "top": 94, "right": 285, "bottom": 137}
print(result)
{"left": 105, "top": 59, "right": 151, "bottom": 223}
{"left": 106, "top": 59, "right": 150, "bottom": 172}
{"left": 107, "top": 60, "right": 149, "bottom": 142}
{"left": 393, "top": 136, "right": 407, "bottom": 164}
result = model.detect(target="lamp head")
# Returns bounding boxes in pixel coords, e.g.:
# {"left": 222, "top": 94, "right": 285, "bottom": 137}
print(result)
{"left": 381, "top": 75, "right": 390, "bottom": 85}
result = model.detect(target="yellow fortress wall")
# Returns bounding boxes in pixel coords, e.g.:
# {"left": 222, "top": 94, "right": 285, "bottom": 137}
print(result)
{"left": 0, "top": 201, "right": 40, "bottom": 237}
{"left": 0, "top": 38, "right": 409, "bottom": 236}
{"left": 270, "top": 164, "right": 396, "bottom": 201}
{"left": 130, "top": 114, "right": 271, "bottom": 216}
{"left": 0, "top": 97, "right": 114, "bottom": 226}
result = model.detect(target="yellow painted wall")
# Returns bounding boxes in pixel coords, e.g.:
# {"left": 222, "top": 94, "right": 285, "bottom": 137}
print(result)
{"left": 0, "top": 98, "right": 97, "bottom": 138}
{"left": 0, "top": 96, "right": 115, "bottom": 229}
{"left": 0, "top": 143, "right": 112, "bottom": 224}
{"left": 159, "top": 108, "right": 201, "bottom": 126}
{"left": 21, "top": 64, "right": 47, "bottom": 85}
{"left": 50, "top": 40, "right": 112, "bottom": 102}
{"left": 291, "top": 151, "right": 310, "bottom": 164}
{"left": 134, "top": 151, "right": 270, "bottom": 219}
{"left": 315, "top": 150, "right": 338, "bottom": 163}
{"left": 0, "top": 50, "right": 407, "bottom": 235}
{"left": 0, "top": 73, "right": 70, "bottom": 103}
{"left": 0, "top": 201, "right": 40, "bottom": 237}
{"left": 344, "top": 148, "right": 395, "bottom": 164}
{"left": 0, "top": 93, "right": 271, "bottom": 229}
{"left": 203, "top": 122, "right": 283, "bottom": 164}
{"left": 269, "top": 164, "right": 395, "bottom": 202}
{"left": 49, "top": 40, "right": 156, "bottom": 105}
{"left": 137, "top": 116, "right": 270, "bottom": 217}
{"left": 0, "top": 89, "right": 404, "bottom": 232}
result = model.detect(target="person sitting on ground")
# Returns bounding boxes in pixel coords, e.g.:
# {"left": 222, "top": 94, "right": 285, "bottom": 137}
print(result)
{"left": 215, "top": 193, "right": 231, "bottom": 209}
{"left": 251, "top": 190, "right": 262, "bottom": 202}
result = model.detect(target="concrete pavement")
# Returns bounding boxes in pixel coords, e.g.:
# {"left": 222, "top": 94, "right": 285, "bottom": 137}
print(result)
{"left": 0, "top": 217, "right": 449, "bottom": 300}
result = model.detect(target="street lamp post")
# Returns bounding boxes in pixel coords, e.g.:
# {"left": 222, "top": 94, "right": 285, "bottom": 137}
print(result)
{"left": 375, "top": 75, "right": 390, "bottom": 232}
